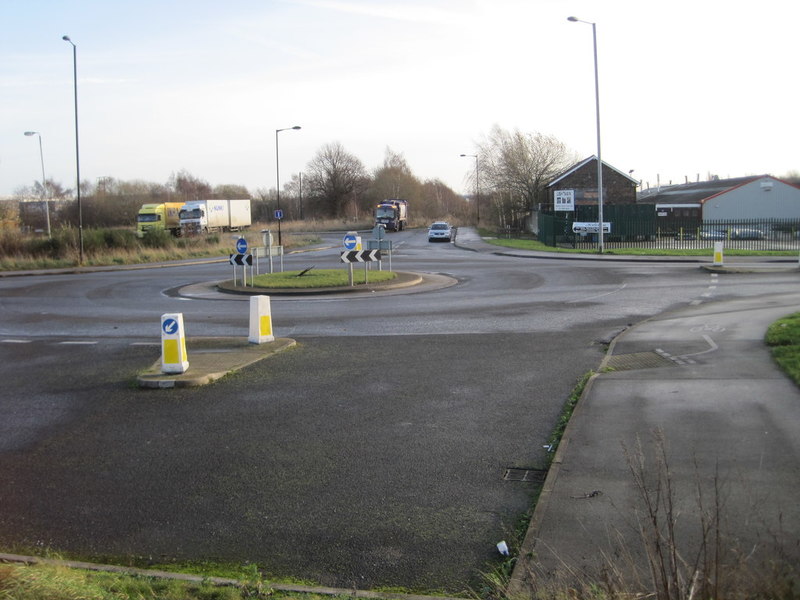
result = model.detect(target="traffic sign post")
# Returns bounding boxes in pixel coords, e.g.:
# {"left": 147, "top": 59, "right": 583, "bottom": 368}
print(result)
{"left": 254, "top": 245, "right": 283, "bottom": 275}
{"left": 572, "top": 222, "right": 611, "bottom": 234}
{"left": 161, "top": 313, "right": 189, "bottom": 374}
{"left": 230, "top": 253, "right": 254, "bottom": 286}
{"left": 367, "top": 237, "right": 392, "bottom": 271}
{"left": 340, "top": 249, "right": 381, "bottom": 286}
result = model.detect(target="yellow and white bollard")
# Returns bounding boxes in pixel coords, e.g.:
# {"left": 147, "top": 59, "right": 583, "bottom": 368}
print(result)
{"left": 249, "top": 295, "right": 275, "bottom": 344}
{"left": 161, "top": 313, "right": 189, "bottom": 373}
{"left": 713, "top": 241, "right": 724, "bottom": 266}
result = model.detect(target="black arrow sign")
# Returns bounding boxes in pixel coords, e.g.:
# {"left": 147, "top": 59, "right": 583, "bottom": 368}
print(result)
{"left": 230, "top": 253, "right": 253, "bottom": 266}
{"left": 340, "top": 250, "right": 381, "bottom": 263}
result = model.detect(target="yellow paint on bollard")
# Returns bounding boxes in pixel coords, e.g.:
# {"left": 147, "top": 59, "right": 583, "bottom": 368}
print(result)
{"left": 249, "top": 295, "right": 275, "bottom": 344}
{"left": 260, "top": 315, "right": 273, "bottom": 337}
{"left": 161, "top": 313, "right": 189, "bottom": 374}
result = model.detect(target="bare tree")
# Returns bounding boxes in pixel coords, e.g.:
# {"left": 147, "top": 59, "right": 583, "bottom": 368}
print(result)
{"left": 305, "top": 142, "right": 368, "bottom": 219}
{"left": 212, "top": 184, "right": 251, "bottom": 199}
{"left": 370, "top": 148, "right": 421, "bottom": 200}
{"left": 420, "top": 178, "right": 468, "bottom": 222}
{"left": 168, "top": 169, "right": 212, "bottom": 201}
{"left": 477, "top": 125, "right": 578, "bottom": 226}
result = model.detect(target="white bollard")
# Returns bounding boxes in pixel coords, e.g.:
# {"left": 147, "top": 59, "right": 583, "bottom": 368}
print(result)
{"left": 249, "top": 295, "right": 275, "bottom": 344}
{"left": 161, "top": 313, "right": 189, "bottom": 373}
{"left": 713, "top": 241, "right": 724, "bottom": 266}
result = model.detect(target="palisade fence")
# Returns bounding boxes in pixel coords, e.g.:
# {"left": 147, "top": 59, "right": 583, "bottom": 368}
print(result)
{"left": 538, "top": 207, "right": 800, "bottom": 251}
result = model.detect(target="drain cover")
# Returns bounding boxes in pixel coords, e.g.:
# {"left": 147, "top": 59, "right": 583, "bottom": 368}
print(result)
{"left": 503, "top": 468, "right": 547, "bottom": 483}
{"left": 605, "top": 351, "right": 676, "bottom": 371}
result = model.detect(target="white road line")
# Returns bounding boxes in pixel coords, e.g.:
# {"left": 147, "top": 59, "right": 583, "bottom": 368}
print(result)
{"left": 1, "top": 339, "right": 31, "bottom": 344}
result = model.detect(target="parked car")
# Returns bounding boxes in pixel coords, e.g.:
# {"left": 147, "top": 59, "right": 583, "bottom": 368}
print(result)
{"left": 700, "top": 228, "right": 726, "bottom": 240}
{"left": 729, "top": 228, "right": 764, "bottom": 240}
{"left": 428, "top": 221, "right": 453, "bottom": 242}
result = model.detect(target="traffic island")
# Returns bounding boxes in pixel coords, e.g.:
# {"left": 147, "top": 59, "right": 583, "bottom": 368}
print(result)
{"left": 216, "top": 270, "right": 424, "bottom": 295}
{"left": 137, "top": 337, "right": 296, "bottom": 388}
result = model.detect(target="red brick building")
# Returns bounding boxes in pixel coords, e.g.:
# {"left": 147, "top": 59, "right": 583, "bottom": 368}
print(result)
{"left": 546, "top": 156, "right": 638, "bottom": 210}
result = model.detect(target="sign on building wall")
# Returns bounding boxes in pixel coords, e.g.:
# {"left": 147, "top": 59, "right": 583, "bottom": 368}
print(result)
{"left": 554, "top": 189, "right": 575, "bottom": 211}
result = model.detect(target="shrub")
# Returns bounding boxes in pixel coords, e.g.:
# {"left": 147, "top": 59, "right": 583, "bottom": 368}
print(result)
{"left": 141, "top": 228, "right": 174, "bottom": 248}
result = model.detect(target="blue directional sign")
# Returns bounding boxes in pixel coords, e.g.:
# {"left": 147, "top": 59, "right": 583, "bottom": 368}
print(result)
{"left": 162, "top": 317, "right": 179, "bottom": 335}
{"left": 235, "top": 237, "right": 248, "bottom": 254}
{"left": 343, "top": 232, "right": 359, "bottom": 250}
{"left": 274, "top": 209, "right": 284, "bottom": 220}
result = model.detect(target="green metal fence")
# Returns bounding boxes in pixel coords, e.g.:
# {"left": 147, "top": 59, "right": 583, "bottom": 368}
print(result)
{"left": 538, "top": 210, "right": 800, "bottom": 251}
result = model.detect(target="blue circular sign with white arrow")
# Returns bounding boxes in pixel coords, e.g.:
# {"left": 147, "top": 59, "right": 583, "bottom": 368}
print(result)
{"left": 162, "top": 318, "right": 179, "bottom": 335}
{"left": 343, "top": 232, "right": 358, "bottom": 250}
{"left": 235, "top": 237, "right": 248, "bottom": 254}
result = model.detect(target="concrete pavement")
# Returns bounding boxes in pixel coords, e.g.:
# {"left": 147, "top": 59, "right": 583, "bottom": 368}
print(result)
{"left": 509, "top": 292, "right": 800, "bottom": 594}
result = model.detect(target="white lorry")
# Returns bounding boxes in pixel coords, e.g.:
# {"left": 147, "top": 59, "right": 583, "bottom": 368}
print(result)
{"left": 179, "top": 199, "right": 251, "bottom": 235}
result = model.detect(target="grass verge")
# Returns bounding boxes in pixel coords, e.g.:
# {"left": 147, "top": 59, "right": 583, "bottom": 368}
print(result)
{"left": 0, "top": 559, "right": 352, "bottom": 600}
{"left": 766, "top": 311, "right": 800, "bottom": 385}
{"left": 484, "top": 236, "right": 798, "bottom": 256}
{"left": 251, "top": 268, "right": 397, "bottom": 289}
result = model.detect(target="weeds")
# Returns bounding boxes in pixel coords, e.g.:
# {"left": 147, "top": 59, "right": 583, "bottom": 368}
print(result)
{"left": 0, "top": 224, "right": 311, "bottom": 270}
{"left": 509, "top": 430, "right": 799, "bottom": 600}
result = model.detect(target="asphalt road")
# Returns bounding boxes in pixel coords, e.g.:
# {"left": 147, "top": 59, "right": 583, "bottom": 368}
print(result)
{"left": 1, "top": 228, "right": 799, "bottom": 592}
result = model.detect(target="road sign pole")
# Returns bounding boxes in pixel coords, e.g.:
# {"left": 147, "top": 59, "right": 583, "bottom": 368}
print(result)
{"left": 349, "top": 263, "right": 354, "bottom": 287}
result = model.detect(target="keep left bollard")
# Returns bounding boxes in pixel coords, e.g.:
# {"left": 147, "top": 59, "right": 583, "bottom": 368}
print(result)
{"left": 249, "top": 295, "right": 275, "bottom": 344}
{"left": 161, "top": 313, "right": 189, "bottom": 373}
{"left": 713, "top": 241, "right": 724, "bottom": 266}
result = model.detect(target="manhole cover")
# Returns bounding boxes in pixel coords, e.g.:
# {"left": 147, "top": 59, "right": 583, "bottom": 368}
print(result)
{"left": 605, "top": 351, "right": 676, "bottom": 371}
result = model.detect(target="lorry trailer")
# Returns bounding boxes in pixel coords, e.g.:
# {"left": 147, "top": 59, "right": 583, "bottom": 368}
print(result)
{"left": 179, "top": 199, "right": 252, "bottom": 235}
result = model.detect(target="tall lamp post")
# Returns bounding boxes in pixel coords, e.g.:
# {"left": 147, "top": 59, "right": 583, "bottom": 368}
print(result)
{"left": 275, "top": 125, "right": 301, "bottom": 247}
{"left": 460, "top": 153, "right": 480, "bottom": 225}
{"left": 568, "top": 16, "right": 604, "bottom": 253}
{"left": 62, "top": 35, "right": 84, "bottom": 263}
{"left": 24, "top": 131, "right": 51, "bottom": 238}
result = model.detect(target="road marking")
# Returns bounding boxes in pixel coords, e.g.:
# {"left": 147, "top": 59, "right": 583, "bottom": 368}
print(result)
{"left": 690, "top": 324, "right": 725, "bottom": 333}
{"left": 1, "top": 339, "right": 31, "bottom": 344}
{"left": 58, "top": 341, "right": 99, "bottom": 345}
{"left": 567, "top": 283, "right": 627, "bottom": 303}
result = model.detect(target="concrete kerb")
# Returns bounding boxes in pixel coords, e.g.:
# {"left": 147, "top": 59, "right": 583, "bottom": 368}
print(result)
{"left": 137, "top": 337, "right": 296, "bottom": 388}
{"left": 216, "top": 270, "right": 425, "bottom": 296}
{"left": 506, "top": 370, "right": 604, "bottom": 597}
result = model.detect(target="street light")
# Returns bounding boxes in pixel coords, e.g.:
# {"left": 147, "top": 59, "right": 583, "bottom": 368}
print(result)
{"left": 567, "top": 16, "right": 604, "bottom": 253}
{"left": 62, "top": 34, "right": 84, "bottom": 263}
{"left": 23, "top": 131, "right": 51, "bottom": 238}
{"left": 460, "top": 153, "right": 480, "bottom": 225}
{"left": 275, "top": 125, "right": 301, "bottom": 246}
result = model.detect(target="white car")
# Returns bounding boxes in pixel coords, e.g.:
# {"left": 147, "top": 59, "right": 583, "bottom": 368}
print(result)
{"left": 428, "top": 222, "right": 453, "bottom": 242}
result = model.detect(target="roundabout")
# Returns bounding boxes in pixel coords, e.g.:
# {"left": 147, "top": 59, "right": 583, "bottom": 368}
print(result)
{"left": 212, "top": 270, "right": 457, "bottom": 296}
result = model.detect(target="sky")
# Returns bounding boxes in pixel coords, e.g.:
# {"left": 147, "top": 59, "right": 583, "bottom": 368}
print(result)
{"left": 2, "top": 0, "right": 798, "bottom": 199}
